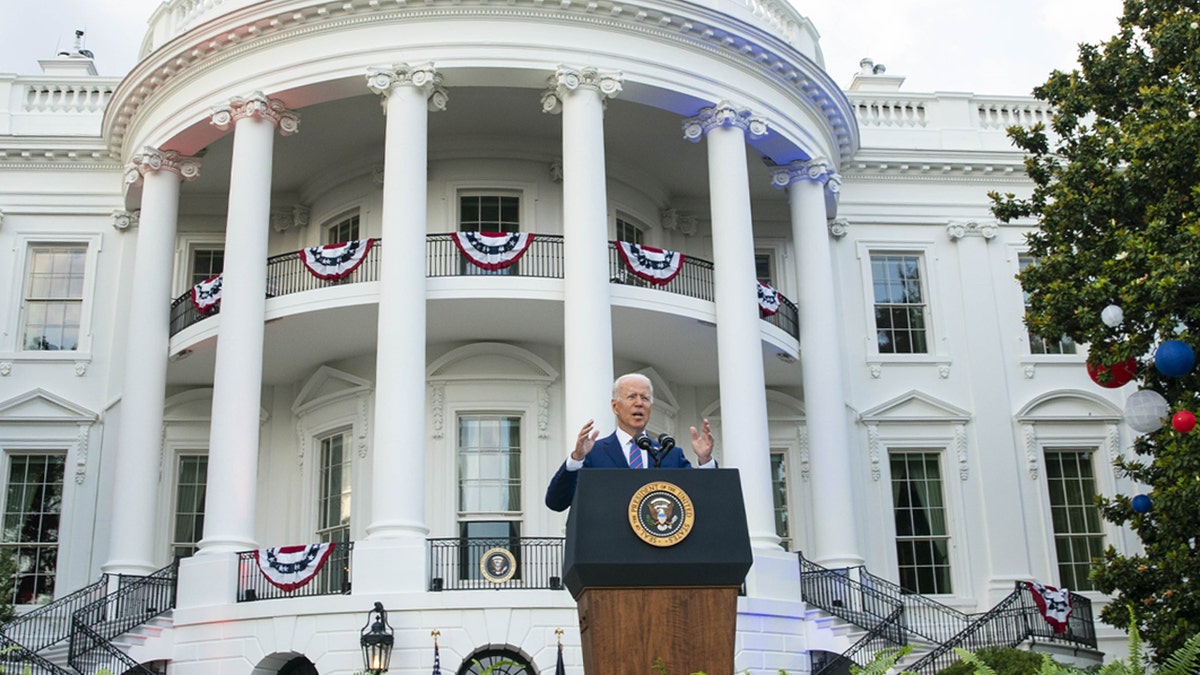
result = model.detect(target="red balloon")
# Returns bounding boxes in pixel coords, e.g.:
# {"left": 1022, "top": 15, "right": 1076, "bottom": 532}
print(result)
{"left": 1087, "top": 357, "right": 1137, "bottom": 388}
{"left": 1173, "top": 410, "right": 1197, "bottom": 433}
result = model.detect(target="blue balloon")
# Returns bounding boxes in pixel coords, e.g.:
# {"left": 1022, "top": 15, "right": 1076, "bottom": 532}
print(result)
{"left": 1155, "top": 340, "right": 1195, "bottom": 378}
{"left": 1132, "top": 494, "right": 1152, "bottom": 514}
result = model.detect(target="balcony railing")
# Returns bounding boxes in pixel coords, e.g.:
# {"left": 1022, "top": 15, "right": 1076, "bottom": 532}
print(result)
{"left": 236, "top": 543, "right": 353, "bottom": 602}
{"left": 427, "top": 537, "right": 565, "bottom": 591}
{"left": 168, "top": 235, "right": 800, "bottom": 340}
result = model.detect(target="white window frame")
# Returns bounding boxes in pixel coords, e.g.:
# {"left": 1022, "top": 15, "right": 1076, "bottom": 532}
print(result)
{"left": 173, "top": 234, "right": 226, "bottom": 297}
{"left": 887, "top": 448, "right": 954, "bottom": 595}
{"left": 1007, "top": 244, "right": 1086, "bottom": 366}
{"left": 5, "top": 233, "right": 101, "bottom": 360}
{"left": 0, "top": 445, "right": 70, "bottom": 605}
{"left": 315, "top": 427, "right": 354, "bottom": 544}
{"left": 443, "top": 182, "right": 537, "bottom": 233}
{"left": 1040, "top": 446, "right": 1106, "bottom": 591}
{"left": 614, "top": 213, "right": 647, "bottom": 245}
{"left": 856, "top": 240, "right": 949, "bottom": 368}
{"left": 169, "top": 452, "right": 209, "bottom": 559}
{"left": 323, "top": 210, "right": 361, "bottom": 245}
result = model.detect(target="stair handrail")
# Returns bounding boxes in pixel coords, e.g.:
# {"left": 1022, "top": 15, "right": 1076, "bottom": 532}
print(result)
{"left": 0, "top": 574, "right": 109, "bottom": 653}
{"left": 813, "top": 605, "right": 907, "bottom": 675}
{"left": 799, "top": 553, "right": 904, "bottom": 634}
{"left": 0, "top": 632, "right": 73, "bottom": 674}
{"left": 67, "top": 620, "right": 157, "bottom": 675}
{"left": 857, "top": 567, "right": 972, "bottom": 643}
{"left": 905, "top": 587, "right": 1027, "bottom": 674}
{"left": 67, "top": 560, "right": 178, "bottom": 673}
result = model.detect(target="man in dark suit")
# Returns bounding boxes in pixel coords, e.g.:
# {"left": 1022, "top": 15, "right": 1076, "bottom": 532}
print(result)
{"left": 545, "top": 373, "right": 715, "bottom": 511}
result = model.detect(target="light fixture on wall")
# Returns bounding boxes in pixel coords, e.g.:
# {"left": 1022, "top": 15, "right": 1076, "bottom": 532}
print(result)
{"left": 360, "top": 601, "right": 394, "bottom": 674}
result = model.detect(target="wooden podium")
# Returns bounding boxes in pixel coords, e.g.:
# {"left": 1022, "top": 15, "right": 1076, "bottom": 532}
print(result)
{"left": 563, "top": 469, "right": 752, "bottom": 674}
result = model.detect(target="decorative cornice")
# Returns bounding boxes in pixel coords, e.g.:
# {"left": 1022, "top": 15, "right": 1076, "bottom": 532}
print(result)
{"left": 770, "top": 156, "right": 833, "bottom": 188}
{"left": 1022, "top": 423, "right": 1039, "bottom": 480}
{"left": 112, "top": 210, "right": 138, "bottom": 231}
{"left": 430, "top": 383, "right": 445, "bottom": 439}
{"left": 541, "top": 66, "right": 623, "bottom": 114}
{"left": 538, "top": 385, "right": 550, "bottom": 439}
{"left": 211, "top": 92, "right": 300, "bottom": 134}
{"left": 660, "top": 208, "right": 698, "bottom": 236}
{"left": 946, "top": 220, "right": 998, "bottom": 242}
{"left": 357, "top": 393, "right": 370, "bottom": 458}
{"left": 270, "top": 204, "right": 310, "bottom": 233}
{"left": 124, "top": 147, "right": 202, "bottom": 189}
{"left": 682, "top": 100, "right": 768, "bottom": 142}
{"left": 867, "top": 423, "right": 881, "bottom": 481}
{"left": 366, "top": 63, "right": 449, "bottom": 111}
{"left": 74, "top": 424, "right": 91, "bottom": 485}
{"left": 954, "top": 423, "right": 968, "bottom": 481}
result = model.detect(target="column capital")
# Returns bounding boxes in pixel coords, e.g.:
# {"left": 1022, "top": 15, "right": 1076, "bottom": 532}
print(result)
{"left": 366, "top": 63, "right": 449, "bottom": 111}
{"left": 682, "top": 100, "right": 768, "bottom": 143}
{"left": 211, "top": 92, "right": 301, "bottom": 135}
{"left": 946, "top": 219, "right": 998, "bottom": 242}
{"left": 112, "top": 210, "right": 139, "bottom": 231}
{"left": 541, "top": 66, "right": 623, "bottom": 114}
{"left": 124, "top": 147, "right": 202, "bottom": 186}
{"left": 770, "top": 157, "right": 836, "bottom": 189}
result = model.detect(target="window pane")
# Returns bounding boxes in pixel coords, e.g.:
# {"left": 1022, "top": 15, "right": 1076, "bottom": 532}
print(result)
{"left": 890, "top": 451, "right": 951, "bottom": 594}
{"left": 458, "top": 415, "right": 522, "bottom": 514}
{"left": 3, "top": 454, "right": 66, "bottom": 605}
{"left": 23, "top": 245, "right": 86, "bottom": 352}
{"left": 1044, "top": 449, "right": 1103, "bottom": 590}
{"left": 172, "top": 455, "right": 208, "bottom": 558}
{"left": 318, "top": 433, "right": 352, "bottom": 542}
{"left": 1019, "top": 256, "right": 1077, "bottom": 354}
{"left": 770, "top": 452, "right": 790, "bottom": 550}
{"left": 871, "top": 254, "right": 929, "bottom": 354}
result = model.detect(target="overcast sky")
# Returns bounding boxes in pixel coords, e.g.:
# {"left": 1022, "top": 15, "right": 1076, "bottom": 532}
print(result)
{"left": 1, "top": 0, "right": 1125, "bottom": 95}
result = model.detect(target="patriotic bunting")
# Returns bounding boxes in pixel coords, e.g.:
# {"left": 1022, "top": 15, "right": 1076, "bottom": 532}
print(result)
{"left": 431, "top": 639, "right": 441, "bottom": 674}
{"left": 299, "top": 238, "right": 375, "bottom": 280}
{"left": 254, "top": 543, "right": 336, "bottom": 591}
{"left": 1026, "top": 581, "right": 1072, "bottom": 633}
{"left": 452, "top": 231, "right": 535, "bottom": 271}
{"left": 757, "top": 281, "right": 781, "bottom": 316}
{"left": 615, "top": 242, "right": 684, "bottom": 285}
{"left": 191, "top": 274, "right": 223, "bottom": 315}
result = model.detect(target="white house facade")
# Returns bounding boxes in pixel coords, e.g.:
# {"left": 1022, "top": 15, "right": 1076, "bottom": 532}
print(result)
{"left": 0, "top": 0, "right": 1140, "bottom": 673}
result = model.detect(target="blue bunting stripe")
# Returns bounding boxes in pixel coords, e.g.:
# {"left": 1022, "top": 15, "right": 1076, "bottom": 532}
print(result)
{"left": 1026, "top": 581, "right": 1072, "bottom": 633}
{"left": 299, "top": 238, "right": 375, "bottom": 280}
{"left": 190, "top": 273, "right": 223, "bottom": 315}
{"left": 615, "top": 241, "right": 683, "bottom": 285}
{"left": 452, "top": 231, "right": 535, "bottom": 270}
{"left": 254, "top": 542, "right": 336, "bottom": 592}
{"left": 757, "top": 280, "right": 781, "bottom": 316}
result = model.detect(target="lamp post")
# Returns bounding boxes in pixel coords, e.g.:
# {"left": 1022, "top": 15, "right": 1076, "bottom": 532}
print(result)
{"left": 360, "top": 601, "right": 394, "bottom": 673}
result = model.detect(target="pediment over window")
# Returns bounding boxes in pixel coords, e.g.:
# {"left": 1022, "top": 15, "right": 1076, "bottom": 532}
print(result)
{"left": 427, "top": 342, "right": 558, "bottom": 383}
{"left": 292, "top": 366, "right": 373, "bottom": 415}
{"left": 0, "top": 388, "right": 96, "bottom": 423}
{"left": 859, "top": 390, "right": 970, "bottom": 424}
{"left": 701, "top": 389, "right": 806, "bottom": 420}
{"left": 1016, "top": 390, "right": 1122, "bottom": 423}
{"left": 164, "top": 388, "right": 214, "bottom": 422}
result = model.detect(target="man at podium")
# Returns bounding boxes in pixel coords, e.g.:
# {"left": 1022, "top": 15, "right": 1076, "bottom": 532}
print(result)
{"left": 545, "top": 373, "right": 715, "bottom": 511}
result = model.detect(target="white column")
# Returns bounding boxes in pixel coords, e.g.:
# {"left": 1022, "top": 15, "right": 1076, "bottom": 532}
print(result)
{"left": 354, "top": 64, "right": 447, "bottom": 593}
{"left": 773, "top": 160, "right": 864, "bottom": 569}
{"left": 199, "top": 93, "right": 299, "bottom": 554}
{"left": 682, "top": 102, "right": 777, "bottom": 550}
{"left": 104, "top": 148, "right": 200, "bottom": 576}
{"left": 543, "top": 66, "right": 622, "bottom": 430}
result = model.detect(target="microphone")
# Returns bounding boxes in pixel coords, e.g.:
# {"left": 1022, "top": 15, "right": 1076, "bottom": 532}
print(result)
{"left": 657, "top": 434, "right": 675, "bottom": 452}
{"left": 636, "top": 434, "right": 654, "bottom": 452}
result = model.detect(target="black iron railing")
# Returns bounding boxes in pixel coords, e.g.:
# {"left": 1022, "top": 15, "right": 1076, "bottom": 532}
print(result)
{"left": 814, "top": 606, "right": 908, "bottom": 675}
{"left": 68, "top": 560, "right": 177, "bottom": 675}
{"left": 0, "top": 574, "right": 108, "bottom": 653}
{"left": 857, "top": 565, "right": 972, "bottom": 644}
{"left": 428, "top": 537, "right": 565, "bottom": 591}
{"left": 0, "top": 633, "right": 72, "bottom": 674}
{"left": 236, "top": 542, "right": 353, "bottom": 602}
{"left": 168, "top": 235, "right": 801, "bottom": 340}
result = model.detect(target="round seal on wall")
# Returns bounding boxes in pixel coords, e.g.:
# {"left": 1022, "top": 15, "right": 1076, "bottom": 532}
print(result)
{"left": 628, "top": 481, "right": 695, "bottom": 547}
{"left": 480, "top": 547, "right": 517, "bottom": 584}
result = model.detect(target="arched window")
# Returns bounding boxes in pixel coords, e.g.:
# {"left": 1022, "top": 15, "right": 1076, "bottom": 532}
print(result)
{"left": 277, "top": 656, "right": 318, "bottom": 675}
{"left": 456, "top": 647, "right": 535, "bottom": 675}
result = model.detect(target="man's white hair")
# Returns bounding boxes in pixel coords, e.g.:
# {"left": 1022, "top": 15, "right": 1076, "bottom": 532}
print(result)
{"left": 612, "top": 373, "right": 653, "bottom": 402}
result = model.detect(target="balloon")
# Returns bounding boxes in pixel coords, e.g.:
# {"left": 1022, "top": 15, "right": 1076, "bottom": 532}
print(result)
{"left": 1132, "top": 494, "right": 1152, "bottom": 514}
{"left": 1088, "top": 357, "right": 1137, "bottom": 389}
{"left": 1101, "top": 304, "right": 1124, "bottom": 328}
{"left": 1173, "top": 410, "right": 1197, "bottom": 433}
{"left": 1155, "top": 340, "right": 1195, "bottom": 378}
{"left": 1125, "top": 389, "right": 1169, "bottom": 433}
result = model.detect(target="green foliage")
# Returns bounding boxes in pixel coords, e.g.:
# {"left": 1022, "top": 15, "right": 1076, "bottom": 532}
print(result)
{"left": 849, "top": 645, "right": 914, "bottom": 675}
{"left": 0, "top": 550, "right": 16, "bottom": 625}
{"left": 936, "top": 646, "right": 1049, "bottom": 675}
{"left": 990, "top": 0, "right": 1200, "bottom": 661}
{"left": 471, "top": 658, "right": 519, "bottom": 675}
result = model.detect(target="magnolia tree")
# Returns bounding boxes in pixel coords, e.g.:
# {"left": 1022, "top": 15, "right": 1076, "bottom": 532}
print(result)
{"left": 991, "top": 0, "right": 1200, "bottom": 660}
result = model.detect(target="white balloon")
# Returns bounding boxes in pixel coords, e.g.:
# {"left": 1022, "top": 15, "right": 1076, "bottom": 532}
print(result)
{"left": 1101, "top": 304, "right": 1124, "bottom": 328}
{"left": 1125, "top": 389, "right": 1169, "bottom": 433}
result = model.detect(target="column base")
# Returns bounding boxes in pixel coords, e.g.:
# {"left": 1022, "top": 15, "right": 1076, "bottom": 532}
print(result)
{"left": 176, "top": 552, "right": 239, "bottom": 609}
{"left": 743, "top": 548, "right": 801, "bottom": 601}
{"left": 101, "top": 558, "right": 160, "bottom": 577}
{"left": 352, "top": 537, "right": 428, "bottom": 594}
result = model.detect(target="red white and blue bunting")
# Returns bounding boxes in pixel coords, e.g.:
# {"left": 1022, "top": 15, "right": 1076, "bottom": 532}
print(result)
{"left": 191, "top": 274, "right": 223, "bottom": 315}
{"left": 452, "top": 231, "right": 535, "bottom": 271}
{"left": 615, "top": 242, "right": 684, "bottom": 286}
{"left": 300, "top": 238, "right": 375, "bottom": 280}
{"left": 254, "top": 543, "right": 337, "bottom": 591}
{"left": 1026, "top": 581, "right": 1072, "bottom": 633}
{"left": 757, "top": 281, "right": 781, "bottom": 316}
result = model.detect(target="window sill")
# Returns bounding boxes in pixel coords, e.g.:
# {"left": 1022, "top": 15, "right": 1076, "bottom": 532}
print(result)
{"left": 865, "top": 355, "right": 953, "bottom": 379}
{"left": 0, "top": 352, "right": 92, "bottom": 377}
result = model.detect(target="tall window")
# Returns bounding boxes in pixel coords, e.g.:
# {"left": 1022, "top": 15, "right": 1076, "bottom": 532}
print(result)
{"left": 755, "top": 252, "right": 775, "bottom": 287}
{"left": 457, "top": 416, "right": 522, "bottom": 579}
{"left": 21, "top": 245, "right": 85, "bottom": 351}
{"left": 1044, "top": 449, "right": 1104, "bottom": 590}
{"left": 615, "top": 217, "right": 644, "bottom": 245}
{"left": 770, "top": 451, "right": 791, "bottom": 550}
{"left": 190, "top": 248, "right": 224, "bottom": 287}
{"left": 317, "top": 432, "right": 352, "bottom": 544}
{"left": 1019, "top": 255, "right": 1076, "bottom": 354}
{"left": 172, "top": 455, "right": 208, "bottom": 558}
{"left": 890, "top": 452, "right": 951, "bottom": 594}
{"left": 871, "top": 253, "right": 929, "bottom": 354}
{"left": 326, "top": 213, "right": 360, "bottom": 244}
{"left": 2, "top": 454, "right": 65, "bottom": 604}
{"left": 460, "top": 194, "right": 520, "bottom": 232}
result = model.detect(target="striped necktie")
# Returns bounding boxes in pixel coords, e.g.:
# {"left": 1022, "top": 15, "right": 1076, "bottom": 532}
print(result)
{"left": 628, "top": 438, "right": 643, "bottom": 468}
